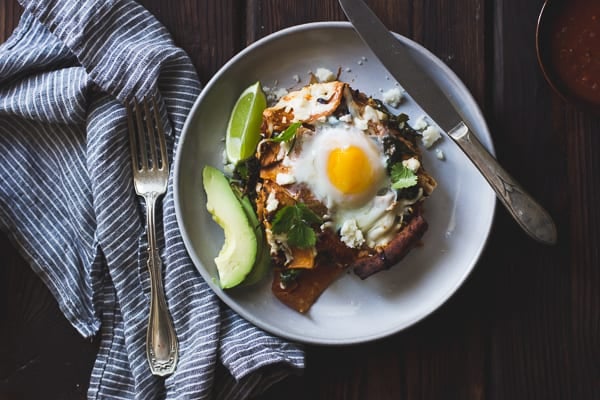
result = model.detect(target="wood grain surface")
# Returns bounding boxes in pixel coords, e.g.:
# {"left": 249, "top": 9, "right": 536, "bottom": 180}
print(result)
{"left": 1, "top": 0, "right": 598, "bottom": 399}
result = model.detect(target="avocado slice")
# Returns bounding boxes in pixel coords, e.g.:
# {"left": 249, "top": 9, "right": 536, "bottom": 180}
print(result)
{"left": 202, "top": 165, "right": 257, "bottom": 289}
{"left": 234, "top": 189, "right": 271, "bottom": 287}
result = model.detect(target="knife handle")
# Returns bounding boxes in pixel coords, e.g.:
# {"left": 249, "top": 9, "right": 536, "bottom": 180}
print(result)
{"left": 448, "top": 122, "right": 557, "bottom": 245}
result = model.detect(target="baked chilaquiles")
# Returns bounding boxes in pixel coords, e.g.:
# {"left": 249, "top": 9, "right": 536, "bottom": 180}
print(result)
{"left": 239, "top": 79, "right": 437, "bottom": 313}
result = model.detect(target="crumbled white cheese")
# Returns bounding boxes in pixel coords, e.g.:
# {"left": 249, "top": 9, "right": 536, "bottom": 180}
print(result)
{"left": 339, "top": 114, "right": 353, "bottom": 123}
{"left": 402, "top": 157, "right": 421, "bottom": 172}
{"left": 267, "top": 229, "right": 293, "bottom": 265}
{"left": 382, "top": 87, "right": 403, "bottom": 108}
{"left": 292, "top": 74, "right": 300, "bottom": 83}
{"left": 354, "top": 117, "right": 369, "bottom": 131}
{"left": 411, "top": 115, "right": 442, "bottom": 149}
{"left": 422, "top": 125, "right": 442, "bottom": 148}
{"left": 327, "top": 116, "right": 340, "bottom": 125}
{"left": 279, "top": 239, "right": 294, "bottom": 265}
{"left": 265, "top": 227, "right": 278, "bottom": 256}
{"left": 413, "top": 115, "right": 428, "bottom": 130}
{"left": 263, "top": 86, "right": 289, "bottom": 103}
{"left": 315, "top": 67, "right": 336, "bottom": 82}
{"left": 271, "top": 87, "right": 288, "bottom": 102}
{"left": 362, "top": 105, "right": 381, "bottom": 122}
{"left": 276, "top": 172, "right": 296, "bottom": 186}
{"left": 354, "top": 105, "right": 382, "bottom": 130}
{"left": 435, "top": 149, "right": 445, "bottom": 160}
{"left": 265, "top": 191, "right": 279, "bottom": 213}
{"left": 339, "top": 219, "right": 365, "bottom": 248}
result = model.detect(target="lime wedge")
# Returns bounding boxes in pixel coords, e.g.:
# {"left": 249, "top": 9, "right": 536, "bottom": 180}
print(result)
{"left": 225, "top": 81, "right": 267, "bottom": 164}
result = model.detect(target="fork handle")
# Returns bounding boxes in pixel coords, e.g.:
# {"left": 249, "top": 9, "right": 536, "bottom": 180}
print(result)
{"left": 145, "top": 194, "right": 178, "bottom": 376}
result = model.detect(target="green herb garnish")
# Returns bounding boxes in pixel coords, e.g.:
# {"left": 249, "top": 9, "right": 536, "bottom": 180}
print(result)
{"left": 232, "top": 156, "right": 260, "bottom": 200}
{"left": 390, "top": 163, "right": 418, "bottom": 190}
{"left": 271, "top": 203, "right": 322, "bottom": 248}
{"left": 270, "top": 122, "right": 302, "bottom": 143}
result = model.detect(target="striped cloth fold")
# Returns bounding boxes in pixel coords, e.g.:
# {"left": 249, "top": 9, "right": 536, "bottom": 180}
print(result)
{"left": 0, "top": 1, "right": 304, "bottom": 399}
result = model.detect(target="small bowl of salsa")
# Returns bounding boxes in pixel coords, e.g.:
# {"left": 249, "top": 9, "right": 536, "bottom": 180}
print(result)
{"left": 536, "top": 0, "right": 600, "bottom": 113}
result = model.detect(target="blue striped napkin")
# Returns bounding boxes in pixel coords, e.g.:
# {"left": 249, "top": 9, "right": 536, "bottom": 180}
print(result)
{"left": 0, "top": 0, "right": 304, "bottom": 399}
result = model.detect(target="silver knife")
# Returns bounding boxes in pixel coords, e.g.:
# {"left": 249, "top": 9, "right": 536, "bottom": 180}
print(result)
{"left": 339, "top": 0, "right": 557, "bottom": 245}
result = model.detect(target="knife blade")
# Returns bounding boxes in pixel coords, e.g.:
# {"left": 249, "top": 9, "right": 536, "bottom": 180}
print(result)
{"left": 339, "top": 0, "right": 557, "bottom": 245}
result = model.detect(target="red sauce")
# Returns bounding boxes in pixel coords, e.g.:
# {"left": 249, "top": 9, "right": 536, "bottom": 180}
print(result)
{"left": 550, "top": 0, "right": 600, "bottom": 105}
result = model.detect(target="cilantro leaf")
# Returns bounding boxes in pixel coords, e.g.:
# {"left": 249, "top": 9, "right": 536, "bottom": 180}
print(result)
{"left": 296, "top": 202, "right": 322, "bottom": 224}
{"left": 271, "top": 203, "right": 322, "bottom": 248}
{"left": 270, "top": 122, "right": 302, "bottom": 143}
{"left": 390, "top": 163, "right": 418, "bottom": 190}
{"left": 288, "top": 224, "right": 317, "bottom": 248}
{"left": 271, "top": 205, "right": 296, "bottom": 233}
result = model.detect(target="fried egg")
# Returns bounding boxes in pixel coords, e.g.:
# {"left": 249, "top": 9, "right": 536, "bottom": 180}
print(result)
{"left": 288, "top": 124, "right": 388, "bottom": 209}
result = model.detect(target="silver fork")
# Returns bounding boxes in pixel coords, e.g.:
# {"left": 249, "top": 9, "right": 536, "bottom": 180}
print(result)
{"left": 127, "top": 97, "right": 178, "bottom": 376}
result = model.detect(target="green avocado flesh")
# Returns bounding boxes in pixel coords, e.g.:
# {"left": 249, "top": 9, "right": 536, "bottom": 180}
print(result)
{"left": 202, "top": 166, "right": 257, "bottom": 289}
{"left": 234, "top": 188, "right": 270, "bottom": 287}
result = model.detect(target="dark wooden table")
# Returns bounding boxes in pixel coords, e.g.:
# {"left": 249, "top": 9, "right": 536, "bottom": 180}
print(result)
{"left": 1, "top": 0, "right": 598, "bottom": 399}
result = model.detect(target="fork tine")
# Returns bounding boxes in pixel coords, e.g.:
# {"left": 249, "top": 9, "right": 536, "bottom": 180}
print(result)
{"left": 151, "top": 97, "right": 168, "bottom": 172}
{"left": 142, "top": 98, "right": 159, "bottom": 171}
{"left": 134, "top": 100, "right": 148, "bottom": 170}
{"left": 127, "top": 102, "right": 139, "bottom": 172}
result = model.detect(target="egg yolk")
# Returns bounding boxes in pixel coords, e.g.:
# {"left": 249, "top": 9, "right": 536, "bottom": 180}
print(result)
{"left": 327, "top": 146, "right": 373, "bottom": 195}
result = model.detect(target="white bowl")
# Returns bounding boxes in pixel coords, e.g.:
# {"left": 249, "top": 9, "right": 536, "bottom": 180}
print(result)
{"left": 174, "top": 22, "right": 495, "bottom": 345}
